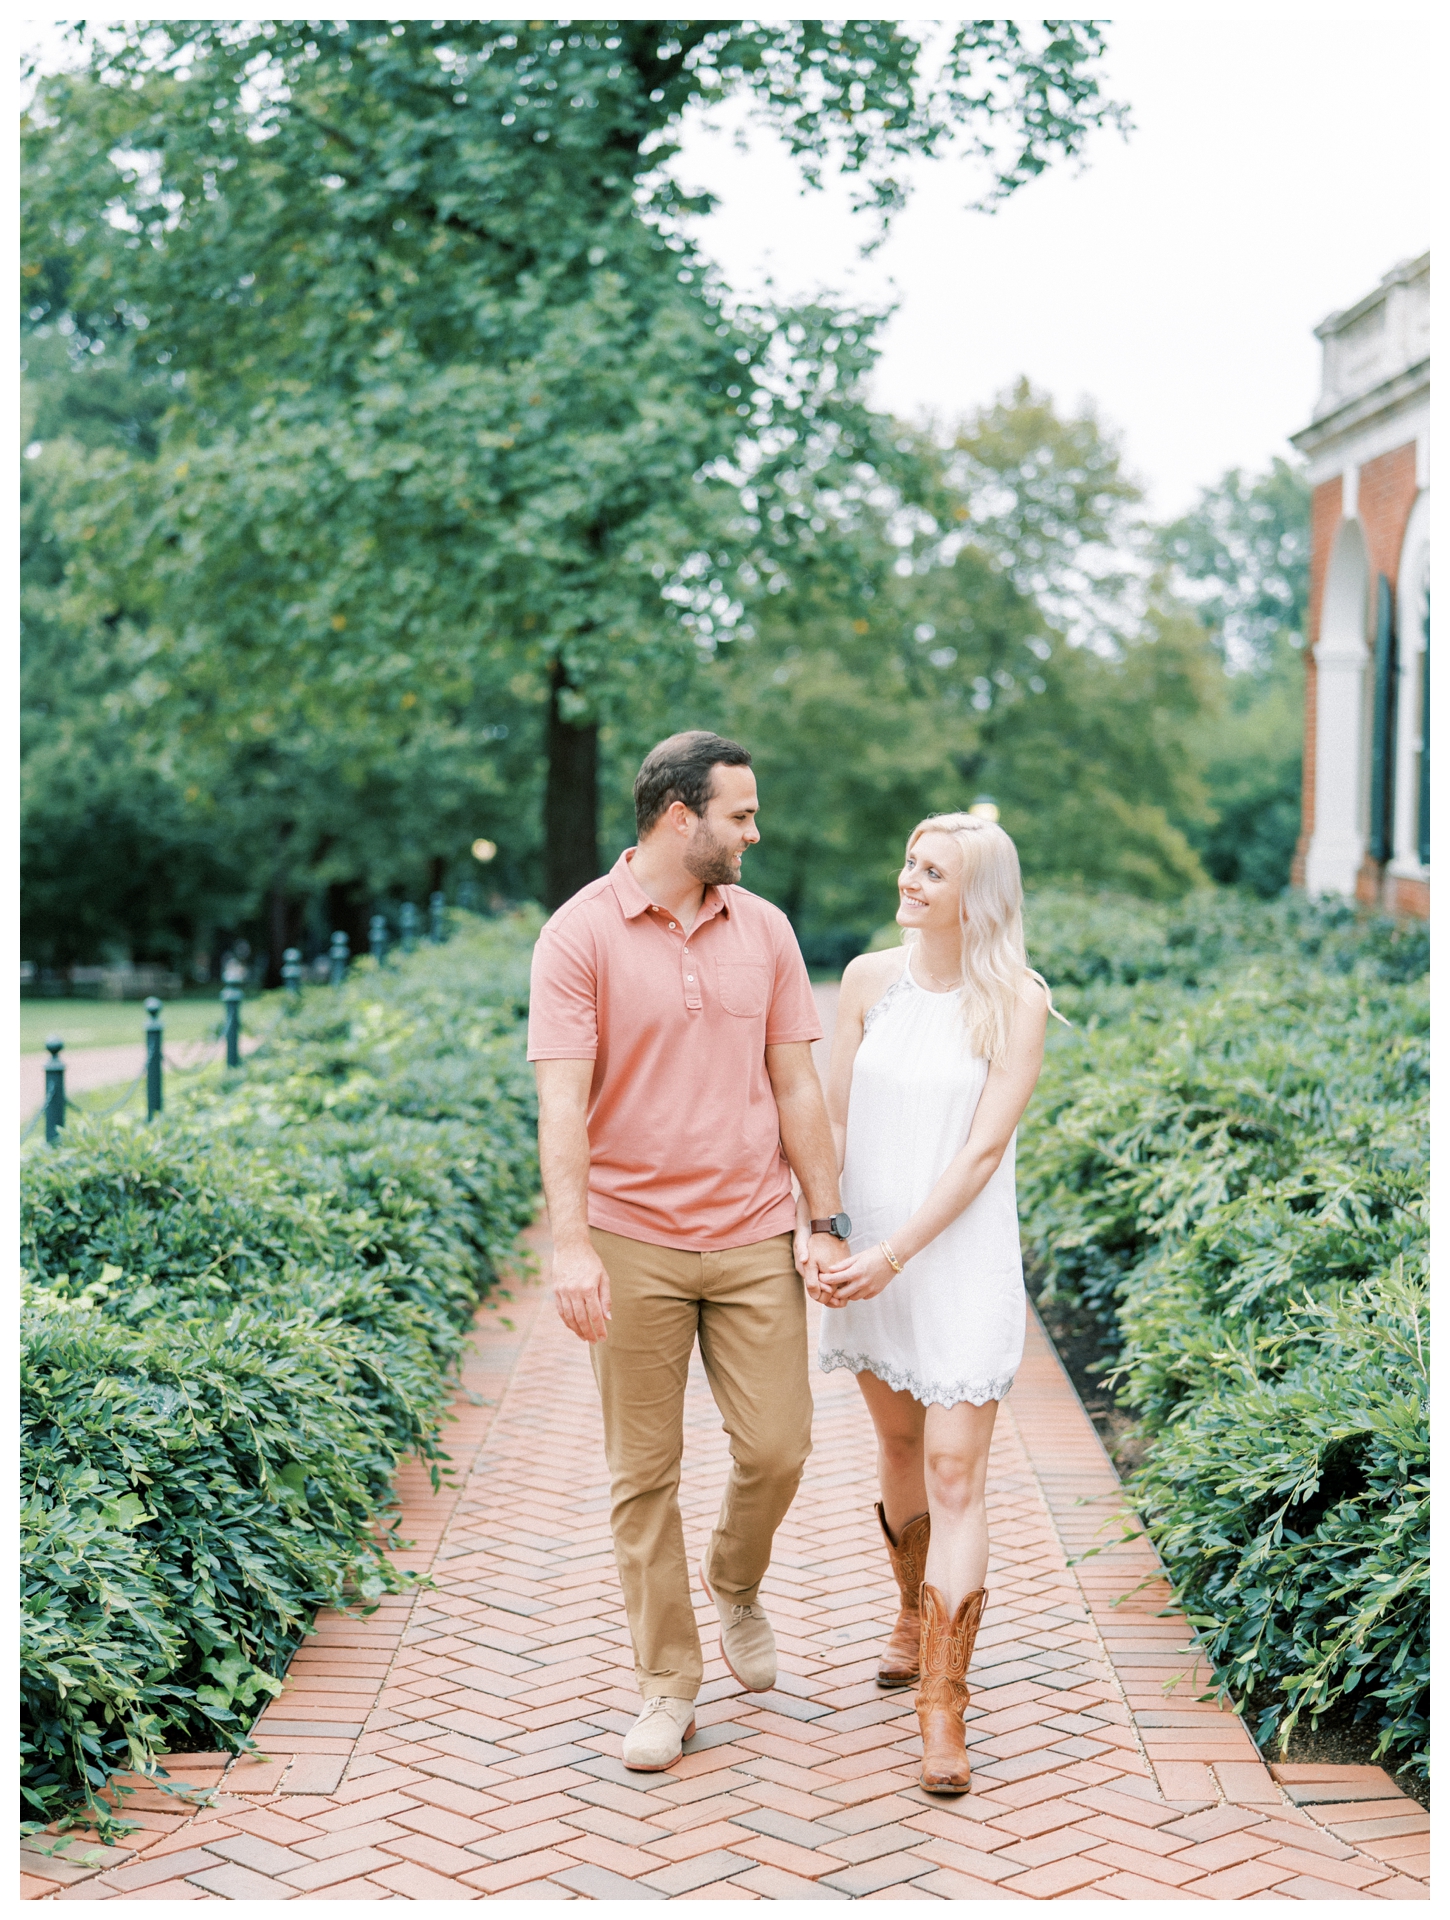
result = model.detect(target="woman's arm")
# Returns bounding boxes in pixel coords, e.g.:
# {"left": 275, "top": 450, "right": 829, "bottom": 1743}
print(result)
{"left": 793, "top": 950, "right": 904, "bottom": 1291}
{"left": 825, "top": 957, "right": 880, "bottom": 1158}
{"left": 819, "top": 978, "right": 1050, "bottom": 1305}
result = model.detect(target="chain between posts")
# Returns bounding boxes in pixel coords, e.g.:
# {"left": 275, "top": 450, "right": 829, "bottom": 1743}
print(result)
{"left": 25, "top": 903, "right": 458, "bottom": 1144}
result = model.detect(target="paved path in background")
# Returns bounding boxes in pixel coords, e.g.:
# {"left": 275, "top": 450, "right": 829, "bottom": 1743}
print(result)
{"left": 22, "top": 984, "right": 1428, "bottom": 1900}
{"left": 19, "top": 1037, "right": 261, "bottom": 1126}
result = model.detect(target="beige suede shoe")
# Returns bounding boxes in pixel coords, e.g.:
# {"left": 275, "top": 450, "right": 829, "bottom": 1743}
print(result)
{"left": 700, "top": 1559, "right": 777, "bottom": 1692}
{"left": 621, "top": 1697, "right": 697, "bottom": 1771}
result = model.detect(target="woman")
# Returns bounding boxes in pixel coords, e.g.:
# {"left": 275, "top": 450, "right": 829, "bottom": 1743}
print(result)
{"left": 801, "top": 812, "right": 1057, "bottom": 1793}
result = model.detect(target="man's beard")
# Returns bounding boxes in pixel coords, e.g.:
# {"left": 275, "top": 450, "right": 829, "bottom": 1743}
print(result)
{"left": 683, "top": 824, "right": 741, "bottom": 887}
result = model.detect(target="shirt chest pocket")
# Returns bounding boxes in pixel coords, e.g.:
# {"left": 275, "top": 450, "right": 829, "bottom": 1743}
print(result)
{"left": 716, "top": 962, "right": 769, "bottom": 1018}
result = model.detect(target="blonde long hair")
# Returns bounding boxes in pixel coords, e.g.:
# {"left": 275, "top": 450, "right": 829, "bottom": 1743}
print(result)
{"left": 902, "top": 812, "right": 1062, "bottom": 1059}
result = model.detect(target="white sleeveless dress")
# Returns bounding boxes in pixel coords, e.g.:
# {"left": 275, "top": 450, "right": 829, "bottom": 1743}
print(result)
{"left": 817, "top": 948, "right": 1026, "bottom": 1407}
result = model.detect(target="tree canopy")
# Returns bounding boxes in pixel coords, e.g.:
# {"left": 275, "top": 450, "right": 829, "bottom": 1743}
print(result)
{"left": 24, "top": 23, "right": 1309, "bottom": 973}
{"left": 23, "top": 18, "right": 1124, "bottom": 930}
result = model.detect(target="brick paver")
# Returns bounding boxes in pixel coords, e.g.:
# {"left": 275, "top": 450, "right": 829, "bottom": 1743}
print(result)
{"left": 23, "top": 992, "right": 1429, "bottom": 1901}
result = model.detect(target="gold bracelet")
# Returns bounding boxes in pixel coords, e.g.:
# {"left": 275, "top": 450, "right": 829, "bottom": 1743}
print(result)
{"left": 879, "top": 1239, "right": 903, "bottom": 1274}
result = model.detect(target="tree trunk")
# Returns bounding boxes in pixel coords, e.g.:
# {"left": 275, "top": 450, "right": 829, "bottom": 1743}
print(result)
{"left": 265, "top": 823, "right": 298, "bottom": 985}
{"left": 544, "top": 660, "right": 600, "bottom": 909}
{"left": 326, "top": 880, "right": 371, "bottom": 960}
{"left": 266, "top": 884, "right": 292, "bottom": 988}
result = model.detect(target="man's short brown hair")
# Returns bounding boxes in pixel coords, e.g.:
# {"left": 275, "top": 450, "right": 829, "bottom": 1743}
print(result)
{"left": 634, "top": 731, "right": 753, "bottom": 839}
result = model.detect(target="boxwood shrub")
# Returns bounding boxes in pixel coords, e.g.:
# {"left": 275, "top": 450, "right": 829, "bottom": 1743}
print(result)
{"left": 1016, "top": 893, "right": 1428, "bottom": 1776}
{"left": 21, "top": 914, "right": 540, "bottom": 1831}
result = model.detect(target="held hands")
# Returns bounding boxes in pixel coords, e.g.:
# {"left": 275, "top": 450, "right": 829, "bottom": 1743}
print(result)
{"left": 793, "top": 1195, "right": 899, "bottom": 1307}
{"left": 793, "top": 1198, "right": 852, "bottom": 1305}
{"left": 551, "top": 1240, "right": 612, "bottom": 1343}
{"left": 813, "top": 1241, "right": 898, "bottom": 1306}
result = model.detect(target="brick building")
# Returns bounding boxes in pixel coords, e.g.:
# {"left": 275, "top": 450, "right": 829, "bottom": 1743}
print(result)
{"left": 1290, "top": 253, "right": 1429, "bottom": 918}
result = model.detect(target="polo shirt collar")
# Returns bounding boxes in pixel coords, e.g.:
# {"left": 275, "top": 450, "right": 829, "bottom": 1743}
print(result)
{"left": 609, "top": 848, "right": 731, "bottom": 922}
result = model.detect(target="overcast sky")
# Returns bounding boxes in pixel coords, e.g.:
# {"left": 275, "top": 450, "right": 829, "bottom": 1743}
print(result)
{"left": 21, "top": 13, "right": 1433, "bottom": 519}
{"left": 674, "top": 16, "right": 1433, "bottom": 517}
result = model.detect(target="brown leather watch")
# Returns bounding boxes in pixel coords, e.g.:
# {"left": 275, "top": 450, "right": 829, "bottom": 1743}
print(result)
{"left": 810, "top": 1213, "right": 852, "bottom": 1239}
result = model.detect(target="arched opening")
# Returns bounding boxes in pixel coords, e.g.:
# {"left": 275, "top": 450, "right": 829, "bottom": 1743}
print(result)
{"left": 1393, "top": 490, "right": 1430, "bottom": 872}
{"left": 1305, "top": 518, "right": 1370, "bottom": 896}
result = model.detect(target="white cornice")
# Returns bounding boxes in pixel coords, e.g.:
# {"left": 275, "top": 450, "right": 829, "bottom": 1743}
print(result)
{"left": 1290, "top": 361, "right": 1428, "bottom": 467}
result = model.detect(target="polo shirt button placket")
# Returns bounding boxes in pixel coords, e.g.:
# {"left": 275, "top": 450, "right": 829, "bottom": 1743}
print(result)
{"left": 683, "top": 943, "right": 702, "bottom": 1010}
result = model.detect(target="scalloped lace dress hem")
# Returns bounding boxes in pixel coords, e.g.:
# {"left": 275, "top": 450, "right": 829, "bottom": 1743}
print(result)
{"left": 818, "top": 1348, "right": 1016, "bottom": 1409}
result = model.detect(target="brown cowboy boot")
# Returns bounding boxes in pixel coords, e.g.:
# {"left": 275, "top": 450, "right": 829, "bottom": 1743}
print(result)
{"left": 916, "top": 1583, "right": 987, "bottom": 1793}
{"left": 875, "top": 1504, "right": 930, "bottom": 1688}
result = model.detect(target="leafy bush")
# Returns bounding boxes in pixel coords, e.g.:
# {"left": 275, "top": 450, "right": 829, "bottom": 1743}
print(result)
{"left": 20, "top": 914, "right": 540, "bottom": 1830}
{"left": 1022, "top": 885, "right": 1429, "bottom": 994}
{"left": 1016, "top": 896, "right": 1429, "bottom": 1775}
{"left": 1129, "top": 1269, "right": 1427, "bottom": 1770}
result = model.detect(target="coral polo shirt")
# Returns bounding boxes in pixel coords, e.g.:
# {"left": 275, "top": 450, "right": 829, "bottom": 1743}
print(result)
{"left": 527, "top": 849, "right": 823, "bottom": 1251}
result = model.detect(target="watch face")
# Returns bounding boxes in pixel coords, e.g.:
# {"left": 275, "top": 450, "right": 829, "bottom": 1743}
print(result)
{"left": 834, "top": 1212, "right": 852, "bottom": 1238}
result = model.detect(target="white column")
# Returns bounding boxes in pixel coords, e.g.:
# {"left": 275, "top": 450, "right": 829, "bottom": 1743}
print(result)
{"left": 1390, "top": 490, "right": 1430, "bottom": 874}
{"left": 1305, "top": 658, "right": 1369, "bottom": 894}
{"left": 1305, "top": 517, "right": 1370, "bottom": 898}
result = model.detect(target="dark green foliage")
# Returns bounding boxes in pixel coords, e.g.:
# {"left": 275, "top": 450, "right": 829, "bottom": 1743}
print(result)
{"left": 20, "top": 915, "right": 540, "bottom": 1831}
{"left": 1017, "top": 891, "right": 1429, "bottom": 1774}
{"left": 1130, "top": 1273, "right": 1427, "bottom": 1772}
{"left": 1023, "top": 886, "right": 1429, "bottom": 995}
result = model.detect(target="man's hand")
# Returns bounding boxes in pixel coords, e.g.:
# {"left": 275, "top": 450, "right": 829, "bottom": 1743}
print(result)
{"left": 551, "top": 1239, "right": 612, "bottom": 1343}
{"left": 792, "top": 1194, "right": 813, "bottom": 1283}
{"left": 801, "top": 1229, "right": 850, "bottom": 1304}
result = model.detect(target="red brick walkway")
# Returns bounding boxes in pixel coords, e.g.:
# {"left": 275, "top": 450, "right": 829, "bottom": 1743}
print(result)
{"left": 23, "top": 1252, "right": 1428, "bottom": 1901}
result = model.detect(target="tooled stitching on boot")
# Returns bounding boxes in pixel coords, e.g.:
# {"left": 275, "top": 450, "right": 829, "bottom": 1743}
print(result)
{"left": 918, "top": 1587, "right": 987, "bottom": 1692}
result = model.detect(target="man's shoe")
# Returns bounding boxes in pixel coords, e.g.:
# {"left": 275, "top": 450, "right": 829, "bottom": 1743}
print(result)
{"left": 622, "top": 1697, "right": 697, "bottom": 1771}
{"left": 700, "top": 1559, "right": 777, "bottom": 1692}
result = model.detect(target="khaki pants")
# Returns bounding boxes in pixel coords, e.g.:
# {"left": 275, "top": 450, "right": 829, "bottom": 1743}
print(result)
{"left": 589, "top": 1228, "right": 813, "bottom": 1701}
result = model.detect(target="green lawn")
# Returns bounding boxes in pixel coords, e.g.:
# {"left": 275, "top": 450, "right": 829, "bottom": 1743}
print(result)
{"left": 20, "top": 993, "right": 287, "bottom": 1054}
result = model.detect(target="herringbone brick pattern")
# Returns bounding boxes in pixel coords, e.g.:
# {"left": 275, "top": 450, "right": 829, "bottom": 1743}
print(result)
{"left": 23, "top": 1253, "right": 1428, "bottom": 1900}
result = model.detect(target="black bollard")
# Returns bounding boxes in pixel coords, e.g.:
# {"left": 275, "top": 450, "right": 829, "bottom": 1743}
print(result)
{"left": 44, "top": 1036, "right": 66, "bottom": 1142}
{"left": 145, "top": 996, "right": 164, "bottom": 1121}
{"left": 329, "top": 930, "right": 350, "bottom": 987}
{"left": 429, "top": 891, "right": 446, "bottom": 945}
{"left": 400, "top": 901, "right": 418, "bottom": 954}
{"left": 369, "top": 913, "right": 389, "bottom": 967}
{"left": 222, "top": 984, "right": 243, "bottom": 1068}
{"left": 282, "top": 946, "right": 303, "bottom": 997}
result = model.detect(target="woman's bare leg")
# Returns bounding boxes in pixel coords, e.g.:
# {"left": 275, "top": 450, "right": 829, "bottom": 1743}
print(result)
{"left": 854, "top": 1369, "right": 928, "bottom": 1533}
{"left": 922, "top": 1399, "right": 999, "bottom": 1606}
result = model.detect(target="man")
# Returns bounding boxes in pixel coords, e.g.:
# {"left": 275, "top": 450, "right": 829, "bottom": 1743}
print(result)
{"left": 528, "top": 730, "right": 847, "bottom": 1771}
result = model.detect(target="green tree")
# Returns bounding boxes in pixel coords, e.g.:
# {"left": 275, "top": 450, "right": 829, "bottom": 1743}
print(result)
{"left": 1162, "top": 459, "right": 1311, "bottom": 893}
{"left": 21, "top": 333, "right": 542, "bottom": 972}
{"left": 709, "top": 388, "right": 1217, "bottom": 948}
{"left": 24, "top": 20, "right": 1123, "bottom": 920}
{"left": 20, "top": 336, "right": 251, "bottom": 971}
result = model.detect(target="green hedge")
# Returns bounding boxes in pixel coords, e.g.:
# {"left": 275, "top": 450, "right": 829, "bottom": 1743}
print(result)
{"left": 1017, "top": 890, "right": 1428, "bottom": 1776}
{"left": 21, "top": 914, "right": 540, "bottom": 1831}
